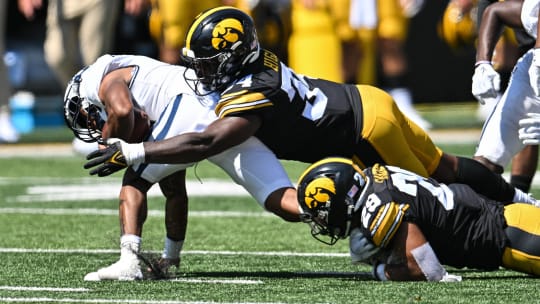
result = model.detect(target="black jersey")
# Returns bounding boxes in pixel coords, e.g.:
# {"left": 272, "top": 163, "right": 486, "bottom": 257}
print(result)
{"left": 215, "top": 49, "right": 363, "bottom": 163}
{"left": 357, "top": 164, "right": 508, "bottom": 270}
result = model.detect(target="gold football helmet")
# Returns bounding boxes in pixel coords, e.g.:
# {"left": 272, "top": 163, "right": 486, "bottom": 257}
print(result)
{"left": 437, "top": 0, "right": 477, "bottom": 50}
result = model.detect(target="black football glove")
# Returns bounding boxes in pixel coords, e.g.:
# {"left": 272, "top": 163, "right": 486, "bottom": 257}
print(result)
{"left": 84, "top": 140, "right": 127, "bottom": 177}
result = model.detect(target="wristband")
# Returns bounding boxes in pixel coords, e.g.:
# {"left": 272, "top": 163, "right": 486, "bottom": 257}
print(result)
{"left": 474, "top": 60, "right": 492, "bottom": 67}
{"left": 124, "top": 142, "right": 146, "bottom": 165}
{"left": 372, "top": 263, "right": 388, "bottom": 281}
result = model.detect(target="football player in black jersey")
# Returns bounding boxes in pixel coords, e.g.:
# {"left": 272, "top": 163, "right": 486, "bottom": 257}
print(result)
{"left": 84, "top": 6, "right": 536, "bottom": 220}
{"left": 296, "top": 157, "right": 540, "bottom": 281}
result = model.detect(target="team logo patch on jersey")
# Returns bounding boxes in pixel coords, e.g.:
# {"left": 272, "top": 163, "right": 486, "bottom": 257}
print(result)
{"left": 212, "top": 18, "right": 244, "bottom": 51}
{"left": 304, "top": 177, "right": 336, "bottom": 209}
{"left": 371, "top": 164, "right": 389, "bottom": 183}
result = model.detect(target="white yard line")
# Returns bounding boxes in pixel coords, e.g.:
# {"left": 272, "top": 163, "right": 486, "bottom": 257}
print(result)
{"left": 0, "top": 286, "right": 89, "bottom": 292}
{"left": 0, "top": 298, "right": 287, "bottom": 304}
{"left": 0, "top": 247, "right": 348, "bottom": 257}
{"left": 0, "top": 208, "right": 271, "bottom": 217}
{"left": 4, "top": 180, "right": 250, "bottom": 203}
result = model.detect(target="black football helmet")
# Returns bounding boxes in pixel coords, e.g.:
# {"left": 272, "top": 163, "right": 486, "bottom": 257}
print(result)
{"left": 63, "top": 67, "right": 107, "bottom": 143}
{"left": 297, "top": 157, "right": 371, "bottom": 245}
{"left": 181, "top": 6, "right": 260, "bottom": 94}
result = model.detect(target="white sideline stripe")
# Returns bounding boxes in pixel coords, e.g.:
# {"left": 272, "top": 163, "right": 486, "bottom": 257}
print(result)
{"left": 0, "top": 286, "right": 89, "bottom": 292}
{"left": 6, "top": 180, "right": 250, "bottom": 203}
{"left": 0, "top": 298, "right": 285, "bottom": 304}
{"left": 170, "top": 278, "right": 263, "bottom": 284}
{"left": 0, "top": 208, "right": 271, "bottom": 218}
{"left": 3, "top": 172, "right": 540, "bottom": 203}
{"left": 0, "top": 248, "right": 348, "bottom": 257}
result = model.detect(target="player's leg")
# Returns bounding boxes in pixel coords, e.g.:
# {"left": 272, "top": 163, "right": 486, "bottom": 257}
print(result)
{"left": 510, "top": 145, "right": 538, "bottom": 192}
{"left": 356, "top": 85, "right": 533, "bottom": 203}
{"left": 43, "top": 0, "right": 78, "bottom": 85}
{"left": 501, "top": 203, "right": 540, "bottom": 276}
{"left": 208, "top": 136, "right": 298, "bottom": 221}
{"left": 355, "top": 84, "right": 439, "bottom": 177}
{"left": 84, "top": 168, "right": 153, "bottom": 281}
{"left": 377, "top": 0, "right": 431, "bottom": 130}
{"left": 152, "top": 170, "right": 188, "bottom": 276}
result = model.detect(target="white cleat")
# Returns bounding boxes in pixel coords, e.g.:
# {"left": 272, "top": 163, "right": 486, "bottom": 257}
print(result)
{"left": 0, "top": 112, "right": 19, "bottom": 143}
{"left": 84, "top": 258, "right": 143, "bottom": 281}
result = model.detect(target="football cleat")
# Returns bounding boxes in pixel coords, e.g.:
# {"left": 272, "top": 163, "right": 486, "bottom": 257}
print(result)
{"left": 83, "top": 257, "right": 143, "bottom": 281}
{"left": 145, "top": 257, "right": 181, "bottom": 279}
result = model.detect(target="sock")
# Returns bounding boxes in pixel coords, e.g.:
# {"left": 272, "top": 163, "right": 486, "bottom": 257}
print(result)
{"left": 512, "top": 188, "right": 535, "bottom": 205}
{"left": 456, "top": 157, "right": 516, "bottom": 204}
{"left": 162, "top": 237, "right": 184, "bottom": 260}
{"left": 120, "top": 234, "right": 141, "bottom": 260}
{"left": 510, "top": 175, "right": 533, "bottom": 193}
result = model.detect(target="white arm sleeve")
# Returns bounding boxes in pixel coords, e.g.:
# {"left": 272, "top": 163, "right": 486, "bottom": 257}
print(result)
{"left": 411, "top": 242, "right": 445, "bottom": 281}
{"left": 208, "top": 137, "right": 294, "bottom": 207}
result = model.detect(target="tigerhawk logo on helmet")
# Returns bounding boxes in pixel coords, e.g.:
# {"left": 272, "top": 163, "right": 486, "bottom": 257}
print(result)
{"left": 304, "top": 177, "right": 336, "bottom": 210}
{"left": 181, "top": 6, "right": 260, "bottom": 94}
{"left": 211, "top": 18, "right": 245, "bottom": 51}
{"left": 297, "top": 157, "right": 372, "bottom": 245}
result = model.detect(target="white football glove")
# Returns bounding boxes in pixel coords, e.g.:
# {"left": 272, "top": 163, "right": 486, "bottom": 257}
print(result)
{"left": 472, "top": 62, "right": 501, "bottom": 105}
{"left": 439, "top": 271, "right": 462, "bottom": 282}
{"left": 519, "top": 113, "right": 540, "bottom": 145}
{"left": 349, "top": 228, "right": 380, "bottom": 264}
{"left": 529, "top": 48, "right": 540, "bottom": 97}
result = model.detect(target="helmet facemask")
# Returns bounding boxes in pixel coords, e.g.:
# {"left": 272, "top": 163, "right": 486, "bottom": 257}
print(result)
{"left": 182, "top": 41, "right": 258, "bottom": 94}
{"left": 63, "top": 70, "right": 106, "bottom": 143}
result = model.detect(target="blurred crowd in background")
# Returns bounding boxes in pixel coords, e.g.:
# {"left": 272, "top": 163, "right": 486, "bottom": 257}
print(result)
{"left": 0, "top": 0, "right": 497, "bottom": 143}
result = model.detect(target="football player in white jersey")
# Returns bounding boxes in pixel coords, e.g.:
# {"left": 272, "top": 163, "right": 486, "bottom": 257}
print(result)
{"left": 472, "top": 0, "right": 540, "bottom": 190}
{"left": 64, "top": 54, "right": 299, "bottom": 281}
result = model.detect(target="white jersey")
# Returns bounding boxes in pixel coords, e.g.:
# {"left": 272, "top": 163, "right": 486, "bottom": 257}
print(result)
{"left": 521, "top": 0, "right": 540, "bottom": 39}
{"left": 78, "top": 54, "right": 292, "bottom": 205}
{"left": 79, "top": 54, "right": 214, "bottom": 121}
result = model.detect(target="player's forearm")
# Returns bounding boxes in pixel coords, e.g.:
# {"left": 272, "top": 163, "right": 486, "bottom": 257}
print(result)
{"left": 476, "top": 2, "right": 522, "bottom": 62}
{"left": 142, "top": 132, "right": 226, "bottom": 164}
{"left": 476, "top": 5, "right": 504, "bottom": 62}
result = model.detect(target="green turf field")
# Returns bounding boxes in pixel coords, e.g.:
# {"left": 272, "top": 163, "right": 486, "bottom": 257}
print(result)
{"left": 1, "top": 139, "right": 540, "bottom": 304}
{"left": 1, "top": 102, "right": 539, "bottom": 303}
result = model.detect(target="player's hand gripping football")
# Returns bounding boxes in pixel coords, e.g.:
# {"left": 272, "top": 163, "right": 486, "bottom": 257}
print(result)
{"left": 471, "top": 62, "right": 500, "bottom": 105}
{"left": 84, "top": 138, "right": 146, "bottom": 177}
{"left": 529, "top": 48, "right": 540, "bottom": 97}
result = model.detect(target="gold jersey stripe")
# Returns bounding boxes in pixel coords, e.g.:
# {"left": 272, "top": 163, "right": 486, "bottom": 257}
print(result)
{"left": 222, "top": 89, "right": 250, "bottom": 100}
{"left": 218, "top": 102, "right": 273, "bottom": 118}
{"left": 370, "top": 202, "right": 409, "bottom": 247}
{"left": 215, "top": 92, "right": 269, "bottom": 116}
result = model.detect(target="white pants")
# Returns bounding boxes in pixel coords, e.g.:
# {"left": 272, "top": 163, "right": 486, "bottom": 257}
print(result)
{"left": 475, "top": 50, "right": 540, "bottom": 167}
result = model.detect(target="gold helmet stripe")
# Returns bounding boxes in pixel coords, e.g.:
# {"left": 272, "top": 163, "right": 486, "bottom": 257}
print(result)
{"left": 185, "top": 6, "right": 237, "bottom": 50}
{"left": 297, "top": 157, "right": 353, "bottom": 186}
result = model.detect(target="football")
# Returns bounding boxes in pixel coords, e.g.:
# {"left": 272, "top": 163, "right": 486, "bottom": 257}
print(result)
{"left": 127, "top": 108, "right": 152, "bottom": 143}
